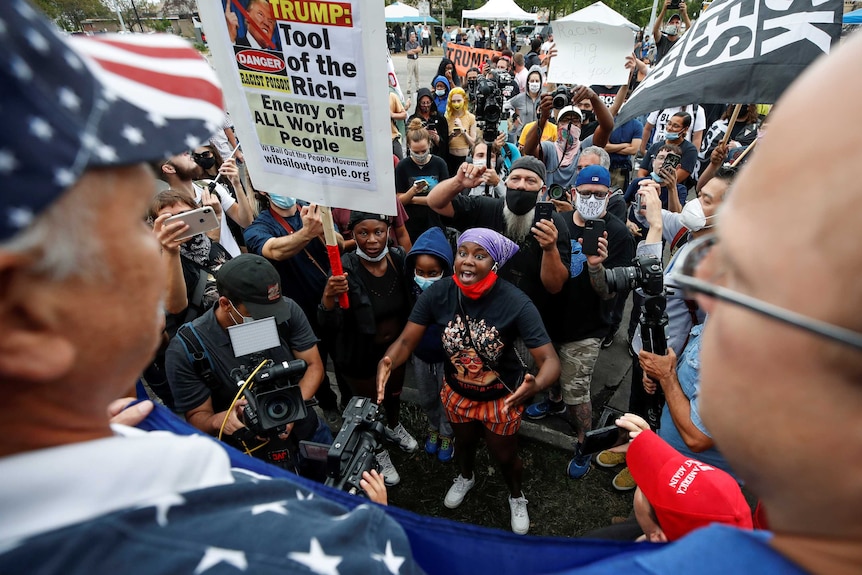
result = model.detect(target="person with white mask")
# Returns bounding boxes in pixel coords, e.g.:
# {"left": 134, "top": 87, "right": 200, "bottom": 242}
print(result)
{"left": 595, "top": 165, "right": 737, "bottom": 492}
{"left": 508, "top": 66, "right": 545, "bottom": 142}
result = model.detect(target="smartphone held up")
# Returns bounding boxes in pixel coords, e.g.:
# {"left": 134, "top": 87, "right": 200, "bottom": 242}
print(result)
{"left": 164, "top": 206, "right": 219, "bottom": 240}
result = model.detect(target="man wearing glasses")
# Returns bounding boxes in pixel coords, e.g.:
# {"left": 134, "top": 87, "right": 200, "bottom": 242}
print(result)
{"left": 527, "top": 165, "right": 634, "bottom": 478}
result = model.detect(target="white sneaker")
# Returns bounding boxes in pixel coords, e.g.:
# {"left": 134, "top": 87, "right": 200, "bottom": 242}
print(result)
{"left": 384, "top": 422, "right": 419, "bottom": 453}
{"left": 508, "top": 493, "right": 530, "bottom": 535}
{"left": 443, "top": 474, "right": 475, "bottom": 509}
{"left": 375, "top": 450, "right": 400, "bottom": 486}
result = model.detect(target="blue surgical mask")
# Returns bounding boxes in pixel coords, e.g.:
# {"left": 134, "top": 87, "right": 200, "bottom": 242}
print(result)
{"left": 269, "top": 194, "right": 296, "bottom": 209}
{"left": 414, "top": 272, "right": 442, "bottom": 291}
{"left": 228, "top": 301, "right": 254, "bottom": 324}
{"left": 666, "top": 131, "right": 681, "bottom": 141}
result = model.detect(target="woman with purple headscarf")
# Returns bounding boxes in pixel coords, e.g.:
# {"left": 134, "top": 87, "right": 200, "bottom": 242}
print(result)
{"left": 377, "top": 228, "right": 560, "bottom": 535}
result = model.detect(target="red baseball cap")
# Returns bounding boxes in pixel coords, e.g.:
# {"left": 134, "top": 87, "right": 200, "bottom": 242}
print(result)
{"left": 628, "top": 430, "right": 753, "bottom": 541}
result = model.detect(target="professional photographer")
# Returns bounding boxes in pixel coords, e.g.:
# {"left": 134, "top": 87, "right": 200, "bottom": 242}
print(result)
{"left": 524, "top": 86, "right": 614, "bottom": 189}
{"left": 165, "top": 254, "right": 332, "bottom": 472}
{"left": 598, "top": 167, "right": 738, "bottom": 492}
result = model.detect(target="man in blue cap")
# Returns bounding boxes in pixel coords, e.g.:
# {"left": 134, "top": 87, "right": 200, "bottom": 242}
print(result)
{"left": 526, "top": 165, "right": 634, "bottom": 479}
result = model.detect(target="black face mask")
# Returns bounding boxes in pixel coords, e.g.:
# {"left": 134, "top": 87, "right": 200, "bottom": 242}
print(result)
{"left": 505, "top": 187, "right": 538, "bottom": 215}
{"left": 582, "top": 110, "right": 596, "bottom": 123}
{"left": 193, "top": 155, "right": 216, "bottom": 170}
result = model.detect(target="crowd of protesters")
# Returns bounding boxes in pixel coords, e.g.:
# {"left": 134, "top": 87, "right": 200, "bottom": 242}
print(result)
{"left": 129, "top": 0, "right": 780, "bottom": 539}
{"left": 5, "top": 0, "right": 862, "bottom": 573}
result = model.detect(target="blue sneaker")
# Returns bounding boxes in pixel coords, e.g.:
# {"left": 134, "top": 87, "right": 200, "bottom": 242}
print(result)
{"left": 437, "top": 435, "right": 454, "bottom": 462}
{"left": 567, "top": 452, "right": 591, "bottom": 479}
{"left": 424, "top": 430, "right": 439, "bottom": 455}
{"left": 525, "top": 398, "right": 566, "bottom": 420}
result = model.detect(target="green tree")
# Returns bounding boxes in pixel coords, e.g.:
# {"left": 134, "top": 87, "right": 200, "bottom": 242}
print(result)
{"left": 33, "top": 0, "right": 110, "bottom": 31}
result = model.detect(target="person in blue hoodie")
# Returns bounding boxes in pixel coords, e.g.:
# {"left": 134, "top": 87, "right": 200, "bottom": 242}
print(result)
{"left": 431, "top": 75, "right": 451, "bottom": 116}
{"left": 405, "top": 227, "right": 456, "bottom": 461}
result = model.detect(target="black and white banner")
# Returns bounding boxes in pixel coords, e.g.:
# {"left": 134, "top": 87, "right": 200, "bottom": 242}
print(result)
{"left": 616, "top": 0, "right": 843, "bottom": 124}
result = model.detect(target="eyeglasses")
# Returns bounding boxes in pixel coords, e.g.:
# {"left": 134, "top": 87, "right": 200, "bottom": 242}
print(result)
{"left": 574, "top": 188, "right": 609, "bottom": 199}
{"left": 457, "top": 354, "right": 483, "bottom": 365}
{"left": 668, "top": 235, "right": 862, "bottom": 350}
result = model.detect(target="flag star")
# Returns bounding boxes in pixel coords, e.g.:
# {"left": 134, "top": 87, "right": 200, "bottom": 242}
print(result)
{"left": 149, "top": 112, "right": 167, "bottom": 127}
{"left": 140, "top": 493, "right": 186, "bottom": 527}
{"left": 251, "top": 500, "right": 289, "bottom": 516}
{"left": 11, "top": 56, "right": 32, "bottom": 82}
{"left": 372, "top": 541, "right": 406, "bottom": 575}
{"left": 54, "top": 168, "right": 76, "bottom": 187}
{"left": 193, "top": 547, "right": 248, "bottom": 574}
{"left": 0, "top": 18, "right": 7, "bottom": 36}
{"left": 96, "top": 144, "right": 118, "bottom": 162}
{"left": 296, "top": 490, "right": 314, "bottom": 500}
{"left": 29, "top": 117, "right": 52, "bottom": 140}
{"left": 58, "top": 87, "right": 81, "bottom": 111}
{"left": 185, "top": 135, "right": 201, "bottom": 150}
{"left": 65, "top": 51, "right": 83, "bottom": 70}
{"left": 26, "top": 28, "right": 49, "bottom": 53}
{"left": 81, "top": 133, "right": 100, "bottom": 151}
{"left": 7, "top": 207, "right": 34, "bottom": 229}
{"left": 205, "top": 120, "right": 220, "bottom": 135}
{"left": 288, "top": 538, "right": 341, "bottom": 575}
{"left": 122, "top": 125, "right": 144, "bottom": 145}
{"left": 102, "top": 88, "right": 118, "bottom": 102}
{"left": 0, "top": 150, "right": 18, "bottom": 174}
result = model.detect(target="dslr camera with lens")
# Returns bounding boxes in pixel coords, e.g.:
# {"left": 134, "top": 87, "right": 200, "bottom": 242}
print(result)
{"left": 604, "top": 253, "right": 664, "bottom": 297}
{"left": 548, "top": 184, "right": 567, "bottom": 201}
{"left": 474, "top": 75, "right": 504, "bottom": 142}
{"left": 552, "top": 85, "right": 573, "bottom": 109}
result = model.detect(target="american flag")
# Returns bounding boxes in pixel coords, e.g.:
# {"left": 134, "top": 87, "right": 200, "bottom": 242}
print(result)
{"left": 0, "top": 0, "right": 225, "bottom": 240}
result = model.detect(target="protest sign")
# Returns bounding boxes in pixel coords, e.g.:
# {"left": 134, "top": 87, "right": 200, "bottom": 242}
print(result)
{"left": 199, "top": 0, "right": 396, "bottom": 215}
{"left": 547, "top": 21, "right": 634, "bottom": 86}
{"left": 616, "top": 0, "right": 844, "bottom": 125}
{"left": 445, "top": 43, "right": 500, "bottom": 78}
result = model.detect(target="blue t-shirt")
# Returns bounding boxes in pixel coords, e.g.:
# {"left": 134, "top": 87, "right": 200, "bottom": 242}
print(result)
{"left": 608, "top": 118, "right": 644, "bottom": 168}
{"left": 243, "top": 209, "right": 330, "bottom": 316}
{"left": 658, "top": 323, "right": 736, "bottom": 476}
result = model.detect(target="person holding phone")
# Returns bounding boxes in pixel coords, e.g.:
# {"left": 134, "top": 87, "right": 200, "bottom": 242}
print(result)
{"left": 526, "top": 165, "right": 634, "bottom": 479}
{"left": 395, "top": 120, "right": 450, "bottom": 242}
{"left": 625, "top": 144, "right": 688, "bottom": 239}
{"left": 445, "top": 88, "right": 477, "bottom": 177}
{"left": 652, "top": 1, "right": 690, "bottom": 63}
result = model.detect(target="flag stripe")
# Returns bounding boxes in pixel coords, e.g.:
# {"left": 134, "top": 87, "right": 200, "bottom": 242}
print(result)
{"left": 91, "top": 59, "right": 223, "bottom": 110}
{"left": 89, "top": 37, "right": 203, "bottom": 60}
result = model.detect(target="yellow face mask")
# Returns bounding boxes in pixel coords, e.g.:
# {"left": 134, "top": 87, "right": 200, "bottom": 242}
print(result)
{"left": 451, "top": 102, "right": 464, "bottom": 110}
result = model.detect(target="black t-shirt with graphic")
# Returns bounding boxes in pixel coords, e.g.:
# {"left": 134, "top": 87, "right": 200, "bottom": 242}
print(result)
{"left": 546, "top": 213, "right": 634, "bottom": 342}
{"left": 409, "top": 278, "right": 550, "bottom": 400}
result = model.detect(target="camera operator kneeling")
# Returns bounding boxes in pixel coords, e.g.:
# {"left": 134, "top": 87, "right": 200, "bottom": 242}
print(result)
{"left": 166, "top": 254, "right": 332, "bottom": 475}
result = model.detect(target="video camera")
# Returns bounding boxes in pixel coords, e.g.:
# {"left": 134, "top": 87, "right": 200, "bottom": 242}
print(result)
{"left": 606, "top": 254, "right": 668, "bottom": 429}
{"left": 473, "top": 75, "right": 504, "bottom": 142}
{"left": 322, "top": 397, "right": 387, "bottom": 496}
{"left": 232, "top": 358, "right": 308, "bottom": 438}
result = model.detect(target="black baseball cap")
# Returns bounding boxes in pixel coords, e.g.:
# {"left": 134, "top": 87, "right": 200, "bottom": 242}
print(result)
{"left": 216, "top": 255, "right": 293, "bottom": 323}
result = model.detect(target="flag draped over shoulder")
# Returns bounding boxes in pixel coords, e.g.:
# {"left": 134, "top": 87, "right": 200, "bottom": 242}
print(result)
{"left": 616, "top": 0, "right": 844, "bottom": 125}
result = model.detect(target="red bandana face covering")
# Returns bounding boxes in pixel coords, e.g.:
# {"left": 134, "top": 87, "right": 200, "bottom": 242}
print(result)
{"left": 453, "top": 270, "right": 498, "bottom": 299}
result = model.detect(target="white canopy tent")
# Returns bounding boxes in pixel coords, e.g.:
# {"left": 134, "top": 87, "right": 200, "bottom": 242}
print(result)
{"left": 385, "top": 1, "right": 438, "bottom": 23}
{"left": 462, "top": 0, "right": 538, "bottom": 29}
{"left": 557, "top": 1, "right": 640, "bottom": 31}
